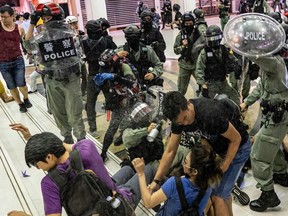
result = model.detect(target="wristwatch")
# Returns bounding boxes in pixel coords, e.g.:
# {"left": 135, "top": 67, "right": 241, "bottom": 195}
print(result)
{"left": 153, "top": 179, "right": 161, "bottom": 185}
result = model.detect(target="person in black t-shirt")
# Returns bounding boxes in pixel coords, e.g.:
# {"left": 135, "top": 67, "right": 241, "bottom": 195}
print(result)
{"left": 150, "top": 91, "right": 251, "bottom": 216}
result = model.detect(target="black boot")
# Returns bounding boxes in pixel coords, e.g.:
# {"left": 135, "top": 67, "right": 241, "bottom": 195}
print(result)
{"left": 249, "top": 190, "right": 280, "bottom": 212}
{"left": 273, "top": 172, "right": 288, "bottom": 187}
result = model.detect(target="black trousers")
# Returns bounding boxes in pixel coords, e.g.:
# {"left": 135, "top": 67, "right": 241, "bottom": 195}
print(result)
{"left": 86, "top": 76, "right": 101, "bottom": 132}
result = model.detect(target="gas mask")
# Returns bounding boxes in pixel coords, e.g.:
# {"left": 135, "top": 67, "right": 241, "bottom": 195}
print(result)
{"left": 207, "top": 35, "right": 222, "bottom": 49}
{"left": 141, "top": 16, "right": 153, "bottom": 30}
{"left": 87, "top": 29, "right": 102, "bottom": 40}
{"left": 126, "top": 36, "right": 140, "bottom": 51}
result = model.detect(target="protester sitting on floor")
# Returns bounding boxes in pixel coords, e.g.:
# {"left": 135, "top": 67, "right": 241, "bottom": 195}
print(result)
{"left": 8, "top": 123, "right": 156, "bottom": 216}
{"left": 0, "top": 80, "right": 14, "bottom": 103}
{"left": 133, "top": 141, "right": 223, "bottom": 215}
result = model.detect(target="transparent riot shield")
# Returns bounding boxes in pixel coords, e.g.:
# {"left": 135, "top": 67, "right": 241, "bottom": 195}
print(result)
{"left": 223, "top": 13, "right": 286, "bottom": 57}
{"left": 31, "top": 20, "right": 81, "bottom": 70}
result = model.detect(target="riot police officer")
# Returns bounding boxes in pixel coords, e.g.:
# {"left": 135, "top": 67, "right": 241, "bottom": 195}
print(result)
{"left": 193, "top": 8, "right": 208, "bottom": 35}
{"left": 196, "top": 25, "right": 240, "bottom": 104}
{"left": 218, "top": 0, "right": 230, "bottom": 30}
{"left": 173, "top": 12, "right": 205, "bottom": 96}
{"left": 66, "top": 15, "right": 87, "bottom": 97}
{"left": 140, "top": 10, "right": 166, "bottom": 62}
{"left": 81, "top": 19, "right": 117, "bottom": 138}
{"left": 25, "top": 3, "right": 86, "bottom": 143}
{"left": 118, "top": 24, "right": 163, "bottom": 87}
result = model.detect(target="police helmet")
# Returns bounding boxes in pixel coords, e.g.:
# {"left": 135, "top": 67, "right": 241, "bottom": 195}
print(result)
{"left": 172, "top": 3, "right": 180, "bottom": 12}
{"left": 181, "top": 12, "right": 195, "bottom": 23}
{"left": 205, "top": 25, "right": 223, "bottom": 48}
{"left": 85, "top": 19, "right": 102, "bottom": 32}
{"left": 140, "top": 10, "right": 153, "bottom": 19}
{"left": 193, "top": 8, "right": 205, "bottom": 19}
{"left": 123, "top": 25, "right": 141, "bottom": 39}
{"left": 129, "top": 102, "right": 153, "bottom": 124}
{"left": 65, "top": 15, "right": 78, "bottom": 24}
{"left": 35, "top": 3, "right": 65, "bottom": 20}
{"left": 99, "top": 49, "right": 116, "bottom": 67}
{"left": 268, "top": 12, "right": 282, "bottom": 23}
{"left": 99, "top": 17, "right": 110, "bottom": 31}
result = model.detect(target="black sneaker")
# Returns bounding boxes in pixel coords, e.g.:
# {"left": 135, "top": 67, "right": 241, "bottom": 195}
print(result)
{"left": 273, "top": 172, "right": 288, "bottom": 187}
{"left": 232, "top": 185, "right": 250, "bottom": 206}
{"left": 113, "top": 135, "right": 123, "bottom": 146}
{"left": 101, "top": 153, "right": 108, "bottom": 163}
{"left": 249, "top": 190, "right": 280, "bottom": 212}
{"left": 19, "top": 103, "right": 27, "bottom": 113}
{"left": 24, "top": 98, "right": 32, "bottom": 108}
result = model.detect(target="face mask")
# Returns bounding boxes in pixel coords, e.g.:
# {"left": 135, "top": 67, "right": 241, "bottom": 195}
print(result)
{"left": 127, "top": 38, "right": 140, "bottom": 50}
{"left": 87, "top": 30, "right": 102, "bottom": 40}
{"left": 142, "top": 21, "right": 152, "bottom": 30}
{"left": 208, "top": 40, "right": 221, "bottom": 49}
{"left": 185, "top": 26, "right": 194, "bottom": 35}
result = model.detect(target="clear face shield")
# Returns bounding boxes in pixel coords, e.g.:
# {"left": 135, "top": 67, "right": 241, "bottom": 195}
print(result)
{"left": 206, "top": 34, "right": 223, "bottom": 49}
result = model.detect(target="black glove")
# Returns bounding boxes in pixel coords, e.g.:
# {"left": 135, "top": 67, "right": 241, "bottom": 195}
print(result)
{"left": 202, "top": 88, "right": 210, "bottom": 98}
{"left": 30, "top": 12, "right": 41, "bottom": 25}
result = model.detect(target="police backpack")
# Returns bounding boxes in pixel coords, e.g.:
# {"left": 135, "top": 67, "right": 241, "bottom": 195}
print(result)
{"left": 48, "top": 149, "right": 135, "bottom": 216}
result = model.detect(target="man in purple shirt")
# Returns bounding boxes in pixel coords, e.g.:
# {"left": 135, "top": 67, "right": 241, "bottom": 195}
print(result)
{"left": 8, "top": 123, "right": 155, "bottom": 216}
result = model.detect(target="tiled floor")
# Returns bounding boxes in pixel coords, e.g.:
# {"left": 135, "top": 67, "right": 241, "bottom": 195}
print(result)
{"left": 16, "top": 14, "right": 288, "bottom": 215}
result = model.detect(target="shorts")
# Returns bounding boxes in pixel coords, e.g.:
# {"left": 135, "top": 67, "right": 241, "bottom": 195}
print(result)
{"left": 0, "top": 57, "right": 26, "bottom": 89}
{"left": 212, "top": 139, "right": 251, "bottom": 199}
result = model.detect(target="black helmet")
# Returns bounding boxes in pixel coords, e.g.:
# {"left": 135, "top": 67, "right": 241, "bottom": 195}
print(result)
{"left": 140, "top": 10, "right": 153, "bottom": 19}
{"left": 193, "top": 8, "right": 205, "bottom": 19}
{"left": 268, "top": 12, "right": 282, "bottom": 23}
{"left": 99, "top": 17, "right": 110, "bottom": 31}
{"left": 85, "top": 19, "right": 102, "bottom": 32}
{"left": 123, "top": 25, "right": 141, "bottom": 38}
{"left": 205, "top": 25, "right": 223, "bottom": 48}
{"left": 181, "top": 12, "right": 195, "bottom": 23}
{"left": 172, "top": 3, "right": 180, "bottom": 12}
{"left": 35, "top": 3, "right": 65, "bottom": 20}
{"left": 99, "top": 49, "right": 116, "bottom": 67}
{"left": 138, "top": 1, "right": 144, "bottom": 6}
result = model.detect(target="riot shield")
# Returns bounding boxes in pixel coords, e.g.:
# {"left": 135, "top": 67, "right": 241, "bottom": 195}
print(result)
{"left": 223, "top": 13, "right": 286, "bottom": 57}
{"left": 31, "top": 20, "right": 81, "bottom": 70}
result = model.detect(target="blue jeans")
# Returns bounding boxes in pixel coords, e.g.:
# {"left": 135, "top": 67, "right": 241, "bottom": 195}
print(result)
{"left": 0, "top": 57, "right": 26, "bottom": 89}
{"left": 112, "top": 165, "right": 156, "bottom": 209}
{"left": 212, "top": 139, "right": 251, "bottom": 199}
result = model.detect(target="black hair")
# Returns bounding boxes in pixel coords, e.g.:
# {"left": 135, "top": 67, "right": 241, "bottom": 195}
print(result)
{"left": 151, "top": 8, "right": 156, "bottom": 13}
{"left": 23, "top": 12, "right": 30, "bottom": 20}
{"left": 0, "top": 5, "right": 14, "bottom": 16}
{"left": 15, "top": 14, "right": 22, "bottom": 21}
{"left": 188, "top": 144, "right": 223, "bottom": 190}
{"left": 162, "top": 91, "right": 188, "bottom": 122}
{"left": 25, "top": 132, "right": 66, "bottom": 168}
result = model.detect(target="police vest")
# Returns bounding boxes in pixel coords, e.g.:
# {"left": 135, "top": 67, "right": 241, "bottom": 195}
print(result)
{"left": 123, "top": 43, "right": 151, "bottom": 82}
{"left": 204, "top": 45, "right": 228, "bottom": 82}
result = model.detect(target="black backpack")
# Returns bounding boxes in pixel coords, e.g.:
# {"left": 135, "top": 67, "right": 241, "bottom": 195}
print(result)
{"left": 253, "top": 0, "right": 264, "bottom": 13}
{"left": 48, "top": 149, "right": 135, "bottom": 216}
{"left": 176, "top": 177, "right": 205, "bottom": 216}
